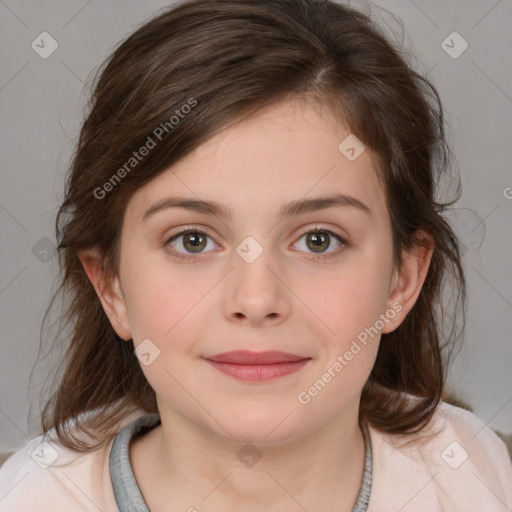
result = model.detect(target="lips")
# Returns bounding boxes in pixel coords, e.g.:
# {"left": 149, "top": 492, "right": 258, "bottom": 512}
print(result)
{"left": 203, "top": 350, "right": 311, "bottom": 381}
{"left": 204, "top": 350, "right": 309, "bottom": 365}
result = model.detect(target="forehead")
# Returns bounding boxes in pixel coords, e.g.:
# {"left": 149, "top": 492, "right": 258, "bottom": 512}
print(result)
{"left": 126, "top": 100, "right": 387, "bottom": 224}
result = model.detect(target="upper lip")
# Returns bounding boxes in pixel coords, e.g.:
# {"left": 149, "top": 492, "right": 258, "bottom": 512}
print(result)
{"left": 204, "top": 350, "right": 310, "bottom": 365}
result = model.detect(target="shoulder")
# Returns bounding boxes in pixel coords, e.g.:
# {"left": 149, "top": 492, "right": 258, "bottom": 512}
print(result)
{"left": 0, "top": 409, "right": 145, "bottom": 512}
{"left": 368, "top": 401, "right": 512, "bottom": 512}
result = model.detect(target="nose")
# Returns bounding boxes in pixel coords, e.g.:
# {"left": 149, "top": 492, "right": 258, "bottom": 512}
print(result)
{"left": 223, "top": 245, "right": 292, "bottom": 327}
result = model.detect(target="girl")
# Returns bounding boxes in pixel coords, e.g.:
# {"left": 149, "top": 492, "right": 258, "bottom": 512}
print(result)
{"left": 1, "top": 0, "right": 511, "bottom": 510}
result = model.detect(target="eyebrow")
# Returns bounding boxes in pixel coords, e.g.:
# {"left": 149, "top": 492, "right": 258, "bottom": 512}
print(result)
{"left": 142, "top": 193, "right": 372, "bottom": 222}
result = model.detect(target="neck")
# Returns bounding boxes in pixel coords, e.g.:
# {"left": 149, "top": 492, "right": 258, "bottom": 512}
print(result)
{"left": 131, "top": 403, "right": 367, "bottom": 511}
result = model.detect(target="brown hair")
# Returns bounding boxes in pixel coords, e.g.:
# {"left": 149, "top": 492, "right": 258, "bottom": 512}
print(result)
{"left": 37, "top": 0, "right": 466, "bottom": 451}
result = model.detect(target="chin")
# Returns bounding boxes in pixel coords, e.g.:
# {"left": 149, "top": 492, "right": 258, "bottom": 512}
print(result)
{"left": 212, "top": 404, "right": 307, "bottom": 446}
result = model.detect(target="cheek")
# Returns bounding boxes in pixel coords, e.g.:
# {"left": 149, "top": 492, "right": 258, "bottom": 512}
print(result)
{"left": 120, "top": 249, "right": 207, "bottom": 345}
{"left": 122, "top": 264, "right": 209, "bottom": 404}
{"left": 127, "top": 282, "right": 205, "bottom": 346}
{"left": 305, "top": 260, "right": 391, "bottom": 342}
{"left": 296, "top": 267, "right": 387, "bottom": 409}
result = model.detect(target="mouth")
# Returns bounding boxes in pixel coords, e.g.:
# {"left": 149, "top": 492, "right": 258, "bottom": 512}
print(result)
{"left": 202, "top": 350, "right": 312, "bottom": 381}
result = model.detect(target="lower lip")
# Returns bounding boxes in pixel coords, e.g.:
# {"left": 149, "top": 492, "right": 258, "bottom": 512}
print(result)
{"left": 205, "top": 359, "right": 310, "bottom": 381}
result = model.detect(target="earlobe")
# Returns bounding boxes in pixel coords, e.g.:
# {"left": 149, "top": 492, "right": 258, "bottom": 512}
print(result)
{"left": 382, "top": 230, "right": 434, "bottom": 334}
{"left": 78, "top": 248, "right": 132, "bottom": 341}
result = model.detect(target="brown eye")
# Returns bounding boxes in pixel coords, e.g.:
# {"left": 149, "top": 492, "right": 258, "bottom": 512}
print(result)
{"left": 182, "top": 232, "right": 207, "bottom": 252}
{"left": 305, "top": 232, "right": 331, "bottom": 253}
{"left": 293, "top": 228, "right": 346, "bottom": 259}
{"left": 165, "top": 229, "right": 216, "bottom": 258}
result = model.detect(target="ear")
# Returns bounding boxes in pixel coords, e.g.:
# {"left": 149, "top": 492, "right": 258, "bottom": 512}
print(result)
{"left": 382, "top": 230, "right": 434, "bottom": 334}
{"left": 78, "top": 248, "right": 132, "bottom": 340}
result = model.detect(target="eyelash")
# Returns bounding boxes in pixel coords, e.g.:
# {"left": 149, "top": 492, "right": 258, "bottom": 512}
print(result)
{"left": 163, "top": 225, "right": 347, "bottom": 263}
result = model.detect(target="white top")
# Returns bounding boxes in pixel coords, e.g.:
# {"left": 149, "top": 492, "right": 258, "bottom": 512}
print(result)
{"left": 1, "top": 402, "right": 511, "bottom": 511}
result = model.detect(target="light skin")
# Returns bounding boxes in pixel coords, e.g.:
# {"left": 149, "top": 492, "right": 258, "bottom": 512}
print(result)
{"left": 80, "top": 99, "right": 433, "bottom": 511}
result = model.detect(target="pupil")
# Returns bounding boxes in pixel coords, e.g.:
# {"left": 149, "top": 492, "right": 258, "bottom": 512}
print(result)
{"left": 308, "top": 232, "right": 329, "bottom": 252}
{"left": 185, "top": 233, "right": 205, "bottom": 252}
{"left": 182, "top": 232, "right": 330, "bottom": 254}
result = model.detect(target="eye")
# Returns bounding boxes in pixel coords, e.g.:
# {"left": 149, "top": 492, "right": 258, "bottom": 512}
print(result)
{"left": 164, "top": 228, "right": 217, "bottom": 261}
{"left": 292, "top": 226, "right": 347, "bottom": 260}
{"left": 163, "top": 225, "right": 347, "bottom": 263}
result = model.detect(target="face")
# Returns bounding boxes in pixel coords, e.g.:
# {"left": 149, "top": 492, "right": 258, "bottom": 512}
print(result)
{"left": 94, "top": 100, "right": 413, "bottom": 445}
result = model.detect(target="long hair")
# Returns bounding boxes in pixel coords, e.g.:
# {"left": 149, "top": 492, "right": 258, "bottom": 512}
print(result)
{"left": 37, "top": 0, "right": 466, "bottom": 451}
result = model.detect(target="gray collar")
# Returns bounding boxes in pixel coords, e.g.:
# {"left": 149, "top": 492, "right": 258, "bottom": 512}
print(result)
{"left": 109, "top": 414, "right": 372, "bottom": 511}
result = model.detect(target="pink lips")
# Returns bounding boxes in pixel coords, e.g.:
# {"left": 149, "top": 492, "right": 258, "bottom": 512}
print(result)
{"left": 203, "top": 350, "right": 311, "bottom": 381}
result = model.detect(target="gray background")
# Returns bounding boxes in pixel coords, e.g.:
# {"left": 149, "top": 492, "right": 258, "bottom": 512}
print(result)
{"left": 1, "top": 0, "right": 511, "bottom": 451}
